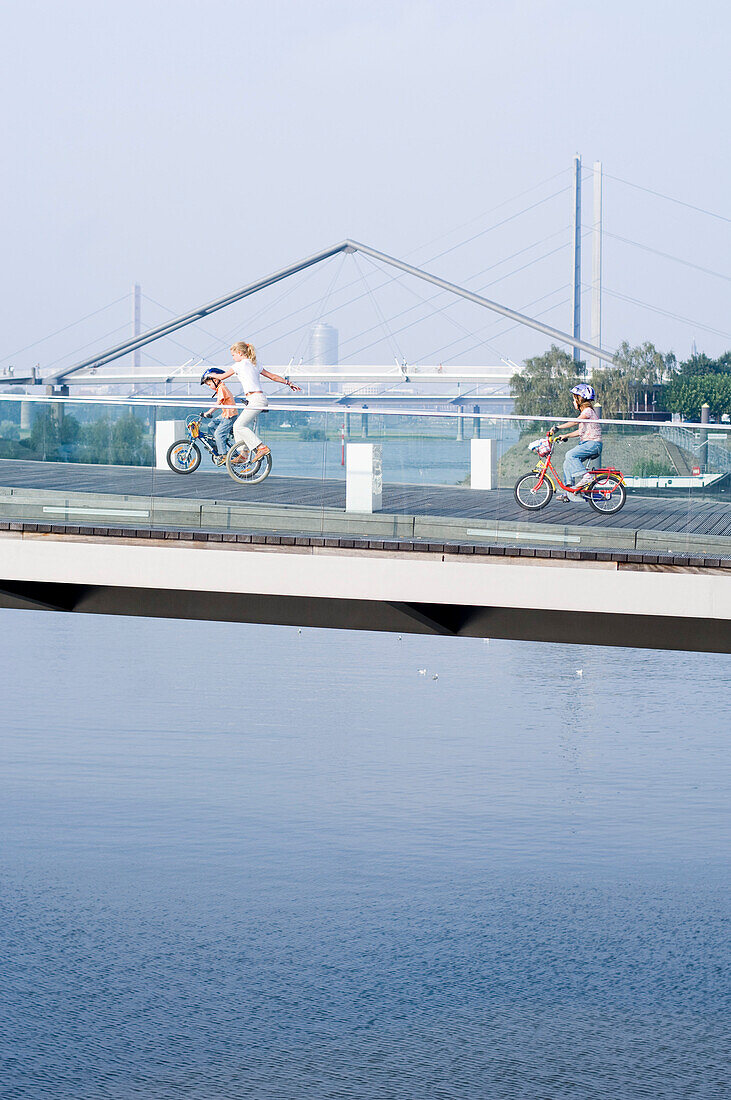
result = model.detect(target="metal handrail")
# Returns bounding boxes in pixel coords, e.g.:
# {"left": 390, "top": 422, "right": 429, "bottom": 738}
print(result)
{"left": 0, "top": 390, "right": 729, "bottom": 433}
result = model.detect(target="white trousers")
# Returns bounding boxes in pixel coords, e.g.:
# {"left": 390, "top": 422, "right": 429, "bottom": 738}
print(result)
{"left": 233, "top": 393, "right": 268, "bottom": 449}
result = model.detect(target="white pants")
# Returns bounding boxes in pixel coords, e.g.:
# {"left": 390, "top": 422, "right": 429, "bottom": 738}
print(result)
{"left": 233, "top": 393, "right": 268, "bottom": 449}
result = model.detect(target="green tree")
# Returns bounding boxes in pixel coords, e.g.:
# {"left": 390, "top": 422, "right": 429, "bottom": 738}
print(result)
{"left": 663, "top": 374, "right": 731, "bottom": 421}
{"left": 30, "top": 407, "right": 81, "bottom": 459}
{"left": 80, "top": 412, "right": 152, "bottom": 466}
{"left": 676, "top": 351, "right": 731, "bottom": 378}
{"left": 591, "top": 341, "right": 676, "bottom": 416}
{"left": 510, "top": 345, "right": 583, "bottom": 418}
{"left": 111, "top": 413, "right": 147, "bottom": 465}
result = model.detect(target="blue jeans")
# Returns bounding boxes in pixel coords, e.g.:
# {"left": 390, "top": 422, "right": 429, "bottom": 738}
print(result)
{"left": 563, "top": 440, "right": 602, "bottom": 485}
{"left": 202, "top": 416, "right": 232, "bottom": 455}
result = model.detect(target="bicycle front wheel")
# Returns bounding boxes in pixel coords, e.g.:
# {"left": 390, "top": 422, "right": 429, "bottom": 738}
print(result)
{"left": 514, "top": 472, "right": 553, "bottom": 510}
{"left": 588, "top": 475, "right": 626, "bottom": 515}
{"left": 166, "top": 440, "right": 201, "bottom": 474}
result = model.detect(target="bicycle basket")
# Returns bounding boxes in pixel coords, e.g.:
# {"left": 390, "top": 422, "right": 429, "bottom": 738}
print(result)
{"left": 528, "top": 437, "right": 551, "bottom": 457}
{"left": 186, "top": 417, "right": 200, "bottom": 438}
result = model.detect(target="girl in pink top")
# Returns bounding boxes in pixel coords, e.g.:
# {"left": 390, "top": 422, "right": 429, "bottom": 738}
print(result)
{"left": 556, "top": 383, "right": 603, "bottom": 496}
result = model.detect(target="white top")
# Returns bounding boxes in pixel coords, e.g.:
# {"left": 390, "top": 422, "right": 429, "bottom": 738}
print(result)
{"left": 233, "top": 357, "right": 262, "bottom": 393}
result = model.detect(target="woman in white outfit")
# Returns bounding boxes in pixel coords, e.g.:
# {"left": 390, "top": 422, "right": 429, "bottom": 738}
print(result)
{"left": 217, "top": 341, "right": 300, "bottom": 461}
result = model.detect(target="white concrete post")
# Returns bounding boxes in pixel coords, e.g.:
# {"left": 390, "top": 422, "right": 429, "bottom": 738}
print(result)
{"left": 470, "top": 438, "right": 497, "bottom": 490}
{"left": 155, "top": 419, "right": 186, "bottom": 469}
{"left": 346, "top": 443, "right": 382, "bottom": 513}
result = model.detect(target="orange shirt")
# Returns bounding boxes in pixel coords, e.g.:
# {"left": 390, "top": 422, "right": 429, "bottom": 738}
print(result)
{"left": 215, "top": 383, "right": 237, "bottom": 418}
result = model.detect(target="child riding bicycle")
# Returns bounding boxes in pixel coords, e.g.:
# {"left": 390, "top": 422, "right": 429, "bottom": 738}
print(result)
{"left": 556, "top": 383, "right": 602, "bottom": 500}
{"left": 200, "top": 367, "right": 238, "bottom": 464}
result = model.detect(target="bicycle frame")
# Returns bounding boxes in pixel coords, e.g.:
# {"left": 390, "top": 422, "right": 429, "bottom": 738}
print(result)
{"left": 532, "top": 454, "right": 575, "bottom": 494}
{"left": 186, "top": 415, "right": 233, "bottom": 460}
{"left": 530, "top": 437, "right": 624, "bottom": 495}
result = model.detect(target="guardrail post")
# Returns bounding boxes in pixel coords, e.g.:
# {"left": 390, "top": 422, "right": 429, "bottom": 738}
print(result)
{"left": 700, "top": 403, "right": 709, "bottom": 473}
{"left": 470, "top": 438, "right": 497, "bottom": 490}
{"left": 155, "top": 419, "right": 186, "bottom": 469}
{"left": 346, "top": 443, "right": 382, "bottom": 513}
{"left": 20, "top": 398, "right": 34, "bottom": 433}
{"left": 456, "top": 413, "right": 464, "bottom": 441}
{"left": 473, "top": 405, "right": 481, "bottom": 438}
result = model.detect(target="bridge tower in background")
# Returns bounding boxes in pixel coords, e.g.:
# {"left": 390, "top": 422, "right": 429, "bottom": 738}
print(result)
{"left": 571, "top": 154, "right": 582, "bottom": 365}
{"left": 590, "top": 162, "right": 603, "bottom": 375}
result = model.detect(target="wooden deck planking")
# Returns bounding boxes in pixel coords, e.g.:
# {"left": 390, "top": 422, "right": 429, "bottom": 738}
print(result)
{"left": 1, "top": 458, "right": 731, "bottom": 539}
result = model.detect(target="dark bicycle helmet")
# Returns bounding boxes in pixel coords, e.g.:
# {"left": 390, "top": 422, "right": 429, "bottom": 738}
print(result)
{"left": 200, "top": 367, "right": 226, "bottom": 385}
{"left": 571, "top": 383, "right": 596, "bottom": 401}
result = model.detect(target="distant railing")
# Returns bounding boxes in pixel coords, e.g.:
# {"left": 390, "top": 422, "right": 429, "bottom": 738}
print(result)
{"left": 659, "top": 424, "right": 731, "bottom": 474}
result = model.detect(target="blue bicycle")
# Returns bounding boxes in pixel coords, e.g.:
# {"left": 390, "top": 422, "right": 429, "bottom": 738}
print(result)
{"left": 166, "top": 415, "right": 232, "bottom": 473}
{"left": 166, "top": 415, "right": 272, "bottom": 484}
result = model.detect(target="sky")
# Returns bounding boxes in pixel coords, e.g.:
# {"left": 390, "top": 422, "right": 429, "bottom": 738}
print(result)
{"left": 1, "top": 0, "right": 730, "bottom": 376}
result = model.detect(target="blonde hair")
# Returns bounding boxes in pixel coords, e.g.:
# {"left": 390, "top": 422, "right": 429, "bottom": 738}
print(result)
{"left": 231, "top": 341, "right": 257, "bottom": 364}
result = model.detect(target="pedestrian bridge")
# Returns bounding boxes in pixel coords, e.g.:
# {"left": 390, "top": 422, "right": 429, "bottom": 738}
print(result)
{"left": 0, "top": 395, "right": 729, "bottom": 652}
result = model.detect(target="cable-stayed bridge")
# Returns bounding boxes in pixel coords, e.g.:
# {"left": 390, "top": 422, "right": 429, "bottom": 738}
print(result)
{"left": 0, "top": 166, "right": 729, "bottom": 650}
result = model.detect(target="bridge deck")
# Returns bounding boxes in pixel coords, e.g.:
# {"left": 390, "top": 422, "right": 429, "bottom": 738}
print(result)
{"left": 1, "top": 458, "right": 731, "bottom": 539}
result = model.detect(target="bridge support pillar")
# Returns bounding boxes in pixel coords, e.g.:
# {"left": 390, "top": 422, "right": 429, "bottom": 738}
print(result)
{"left": 470, "top": 438, "right": 497, "bottom": 490}
{"left": 346, "top": 443, "right": 382, "bottom": 513}
{"left": 155, "top": 419, "right": 186, "bottom": 469}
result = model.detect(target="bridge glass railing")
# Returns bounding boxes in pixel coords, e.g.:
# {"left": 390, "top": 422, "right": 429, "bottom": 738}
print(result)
{"left": 1, "top": 394, "right": 730, "bottom": 558}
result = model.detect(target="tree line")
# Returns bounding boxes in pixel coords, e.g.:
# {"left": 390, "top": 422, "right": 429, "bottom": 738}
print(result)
{"left": 0, "top": 407, "right": 153, "bottom": 465}
{"left": 511, "top": 344, "right": 731, "bottom": 421}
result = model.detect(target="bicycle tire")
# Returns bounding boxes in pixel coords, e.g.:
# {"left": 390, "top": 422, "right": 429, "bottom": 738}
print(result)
{"left": 587, "top": 475, "right": 626, "bottom": 515}
{"left": 514, "top": 472, "right": 553, "bottom": 510}
{"left": 225, "top": 443, "right": 273, "bottom": 484}
{"left": 166, "top": 440, "right": 201, "bottom": 474}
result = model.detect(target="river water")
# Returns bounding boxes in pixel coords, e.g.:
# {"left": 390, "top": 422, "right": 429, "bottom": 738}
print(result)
{"left": 0, "top": 611, "right": 729, "bottom": 1099}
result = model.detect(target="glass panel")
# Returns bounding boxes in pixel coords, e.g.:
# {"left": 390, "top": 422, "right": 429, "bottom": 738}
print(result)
{"left": 0, "top": 394, "right": 154, "bottom": 529}
{"left": 1, "top": 393, "right": 729, "bottom": 559}
{"left": 148, "top": 397, "right": 332, "bottom": 539}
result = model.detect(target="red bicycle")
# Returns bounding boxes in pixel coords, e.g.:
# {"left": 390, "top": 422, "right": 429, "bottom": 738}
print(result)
{"left": 514, "top": 429, "right": 626, "bottom": 514}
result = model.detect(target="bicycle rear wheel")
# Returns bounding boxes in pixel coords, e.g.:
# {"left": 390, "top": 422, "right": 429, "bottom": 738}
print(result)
{"left": 514, "top": 472, "right": 553, "bottom": 510}
{"left": 587, "top": 475, "right": 626, "bottom": 514}
{"left": 226, "top": 442, "right": 272, "bottom": 484}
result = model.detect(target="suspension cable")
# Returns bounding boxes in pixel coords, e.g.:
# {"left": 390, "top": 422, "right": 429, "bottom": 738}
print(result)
{"left": 599, "top": 286, "right": 731, "bottom": 341}
{"left": 359, "top": 255, "right": 511, "bottom": 364}
{"left": 604, "top": 172, "right": 731, "bottom": 224}
{"left": 351, "top": 255, "right": 404, "bottom": 363}
{"left": 43, "top": 323, "right": 133, "bottom": 371}
{"left": 417, "top": 287, "right": 574, "bottom": 365}
{"left": 603, "top": 231, "right": 731, "bottom": 282}
{"left": 339, "top": 237, "right": 573, "bottom": 362}
{"left": 403, "top": 167, "right": 571, "bottom": 260}
{"left": 0, "top": 293, "right": 129, "bottom": 365}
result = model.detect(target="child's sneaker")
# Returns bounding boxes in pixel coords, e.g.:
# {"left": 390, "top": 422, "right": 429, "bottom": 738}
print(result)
{"left": 557, "top": 493, "right": 571, "bottom": 502}
{"left": 213, "top": 455, "right": 226, "bottom": 466}
{"left": 575, "top": 473, "right": 593, "bottom": 490}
